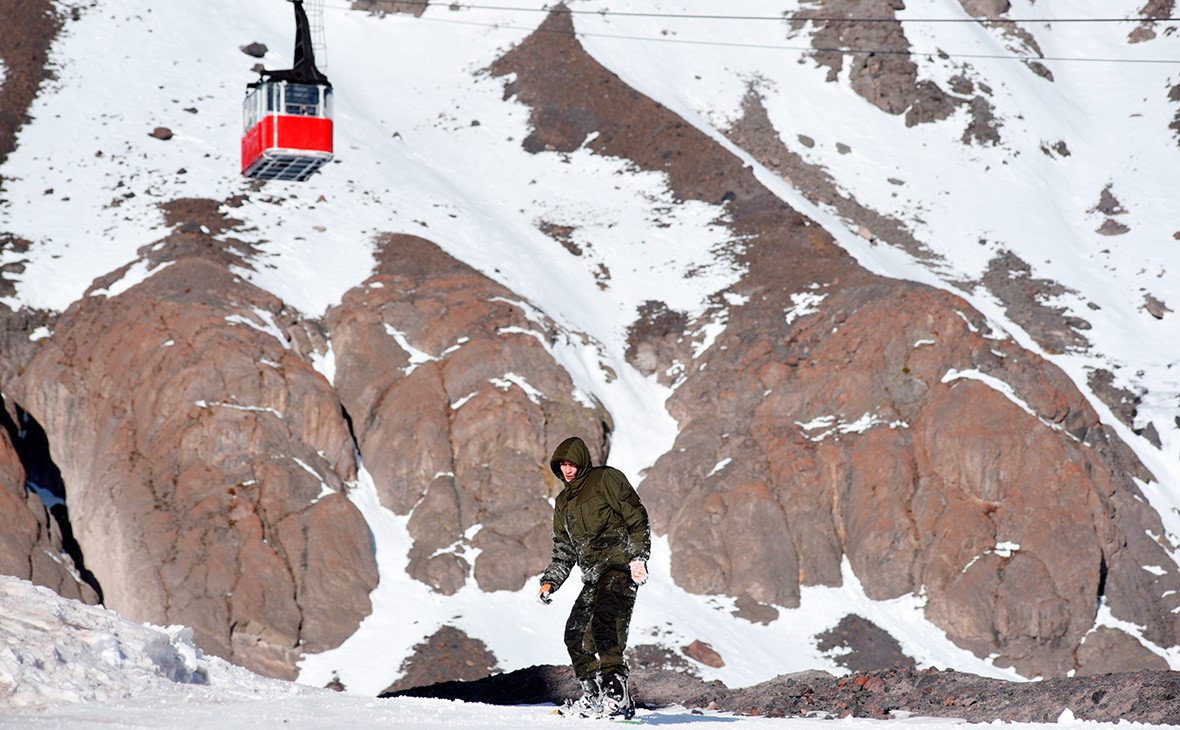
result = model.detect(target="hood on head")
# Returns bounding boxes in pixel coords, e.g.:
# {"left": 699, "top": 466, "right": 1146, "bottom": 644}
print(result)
{"left": 550, "top": 436, "right": 592, "bottom": 478}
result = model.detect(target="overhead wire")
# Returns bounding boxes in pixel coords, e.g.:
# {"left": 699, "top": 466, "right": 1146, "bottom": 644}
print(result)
{"left": 330, "top": 1, "right": 1176, "bottom": 24}
{"left": 318, "top": 1, "right": 1180, "bottom": 64}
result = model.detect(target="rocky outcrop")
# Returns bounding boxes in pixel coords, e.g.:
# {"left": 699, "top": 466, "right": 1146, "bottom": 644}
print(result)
{"left": 326, "top": 234, "right": 611, "bottom": 594}
{"left": 797, "top": 0, "right": 960, "bottom": 127}
{"left": 5, "top": 213, "right": 378, "bottom": 679}
{"left": 493, "top": 7, "right": 1180, "bottom": 677}
{"left": 389, "top": 663, "right": 1180, "bottom": 725}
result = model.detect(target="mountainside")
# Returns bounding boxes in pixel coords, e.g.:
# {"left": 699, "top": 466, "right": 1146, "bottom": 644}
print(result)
{"left": 1, "top": 0, "right": 1178, "bottom": 693}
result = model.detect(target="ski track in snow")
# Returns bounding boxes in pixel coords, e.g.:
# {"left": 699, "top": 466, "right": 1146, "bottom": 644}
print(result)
{"left": 1, "top": 0, "right": 1179, "bottom": 700}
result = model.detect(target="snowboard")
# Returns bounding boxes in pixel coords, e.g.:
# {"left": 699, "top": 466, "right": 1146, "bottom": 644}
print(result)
{"left": 551, "top": 706, "right": 641, "bottom": 723}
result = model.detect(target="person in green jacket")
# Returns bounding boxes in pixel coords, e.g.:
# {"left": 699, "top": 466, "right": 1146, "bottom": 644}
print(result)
{"left": 537, "top": 436, "right": 650, "bottom": 720}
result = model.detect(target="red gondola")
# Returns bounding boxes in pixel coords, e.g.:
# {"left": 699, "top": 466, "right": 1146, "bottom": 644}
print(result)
{"left": 241, "top": 0, "right": 333, "bottom": 182}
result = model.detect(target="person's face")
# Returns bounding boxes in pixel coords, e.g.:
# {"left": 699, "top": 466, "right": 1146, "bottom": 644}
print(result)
{"left": 559, "top": 461, "right": 578, "bottom": 482}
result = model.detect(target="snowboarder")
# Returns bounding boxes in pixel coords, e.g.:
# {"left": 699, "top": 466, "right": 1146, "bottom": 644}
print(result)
{"left": 537, "top": 436, "right": 651, "bottom": 720}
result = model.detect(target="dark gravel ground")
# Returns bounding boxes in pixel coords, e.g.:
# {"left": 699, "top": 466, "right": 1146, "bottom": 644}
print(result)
{"left": 385, "top": 664, "right": 1180, "bottom": 725}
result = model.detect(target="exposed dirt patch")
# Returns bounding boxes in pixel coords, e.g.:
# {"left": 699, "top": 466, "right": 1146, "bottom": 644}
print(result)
{"left": 790, "top": 0, "right": 1015, "bottom": 144}
{"left": 1128, "top": 0, "right": 1176, "bottom": 43}
{"left": 537, "top": 221, "right": 581, "bottom": 256}
{"left": 350, "top": 0, "right": 428, "bottom": 17}
{"left": 0, "top": 0, "right": 62, "bottom": 177}
{"left": 1087, "top": 368, "right": 1143, "bottom": 429}
{"left": 387, "top": 663, "right": 1180, "bottom": 724}
{"left": 726, "top": 89, "right": 938, "bottom": 262}
{"left": 978, "top": 250, "right": 1092, "bottom": 355}
{"left": 793, "top": 0, "right": 963, "bottom": 126}
{"left": 0, "top": 233, "right": 31, "bottom": 302}
{"left": 380, "top": 626, "right": 499, "bottom": 695}
{"left": 158, "top": 197, "right": 247, "bottom": 236}
{"left": 816, "top": 614, "right": 915, "bottom": 673}
{"left": 625, "top": 300, "right": 691, "bottom": 381}
{"left": 1170, "top": 82, "right": 1180, "bottom": 147}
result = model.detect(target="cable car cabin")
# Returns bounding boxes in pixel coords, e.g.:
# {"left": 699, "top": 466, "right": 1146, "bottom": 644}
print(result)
{"left": 241, "top": 80, "right": 333, "bottom": 182}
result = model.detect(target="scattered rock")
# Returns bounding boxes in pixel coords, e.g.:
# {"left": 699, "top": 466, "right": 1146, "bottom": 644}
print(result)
{"left": 1096, "top": 219, "right": 1131, "bottom": 236}
{"left": 1143, "top": 294, "right": 1170, "bottom": 319}
{"left": 391, "top": 663, "right": 1180, "bottom": 725}
{"left": 1091, "top": 185, "right": 1128, "bottom": 216}
{"left": 149, "top": 126, "right": 173, "bottom": 140}
{"left": 240, "top": 42, "right": 267, "bottom": 58}
{"left": 682, "top": 640, "right": 725, "bottom": 668}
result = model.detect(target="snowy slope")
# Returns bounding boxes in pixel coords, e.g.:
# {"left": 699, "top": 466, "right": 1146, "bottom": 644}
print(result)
{"left": 1, "top": 0, "right": 1179, "bottom": 694}
{"left": 0, "top": 574, "right": 1162, "bottom": 728}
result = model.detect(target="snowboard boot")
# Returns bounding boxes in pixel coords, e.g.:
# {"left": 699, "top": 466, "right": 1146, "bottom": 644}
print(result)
{"left": 599, "top": 671, "right": 635, "bottom": 720}
{"left": 558, "top": 675, "right": 602, "bottom": 717}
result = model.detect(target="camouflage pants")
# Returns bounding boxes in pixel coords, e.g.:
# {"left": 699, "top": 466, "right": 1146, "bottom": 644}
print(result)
{"left": 564, "top": 567, "right": 638, "bottom": 680}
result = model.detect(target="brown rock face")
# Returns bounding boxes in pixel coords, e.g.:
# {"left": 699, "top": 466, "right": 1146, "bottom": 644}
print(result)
{"left": 653, "top": 275, "right": 1180, "bottom": 678}
{"left": 6, "top": 222, "right": 378, "bottom": 679}
{"left": 493, "top": 8, "right": 1180, "bottom": 677}
{"left": 326, "top": 234, "right": 611, "bottom": 595}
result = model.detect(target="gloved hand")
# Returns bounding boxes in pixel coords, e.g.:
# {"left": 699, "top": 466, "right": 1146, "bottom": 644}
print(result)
{"left": 629, "top": 559, "right": 648, "bottom": 586}
{"left": 537, "top": 582, "right": 553, "bottom": 605}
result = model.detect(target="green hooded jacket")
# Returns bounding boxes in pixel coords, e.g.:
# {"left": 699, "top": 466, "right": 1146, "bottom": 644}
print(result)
{"left": 541, "top": 436, "right": 651, "bottom": 590}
